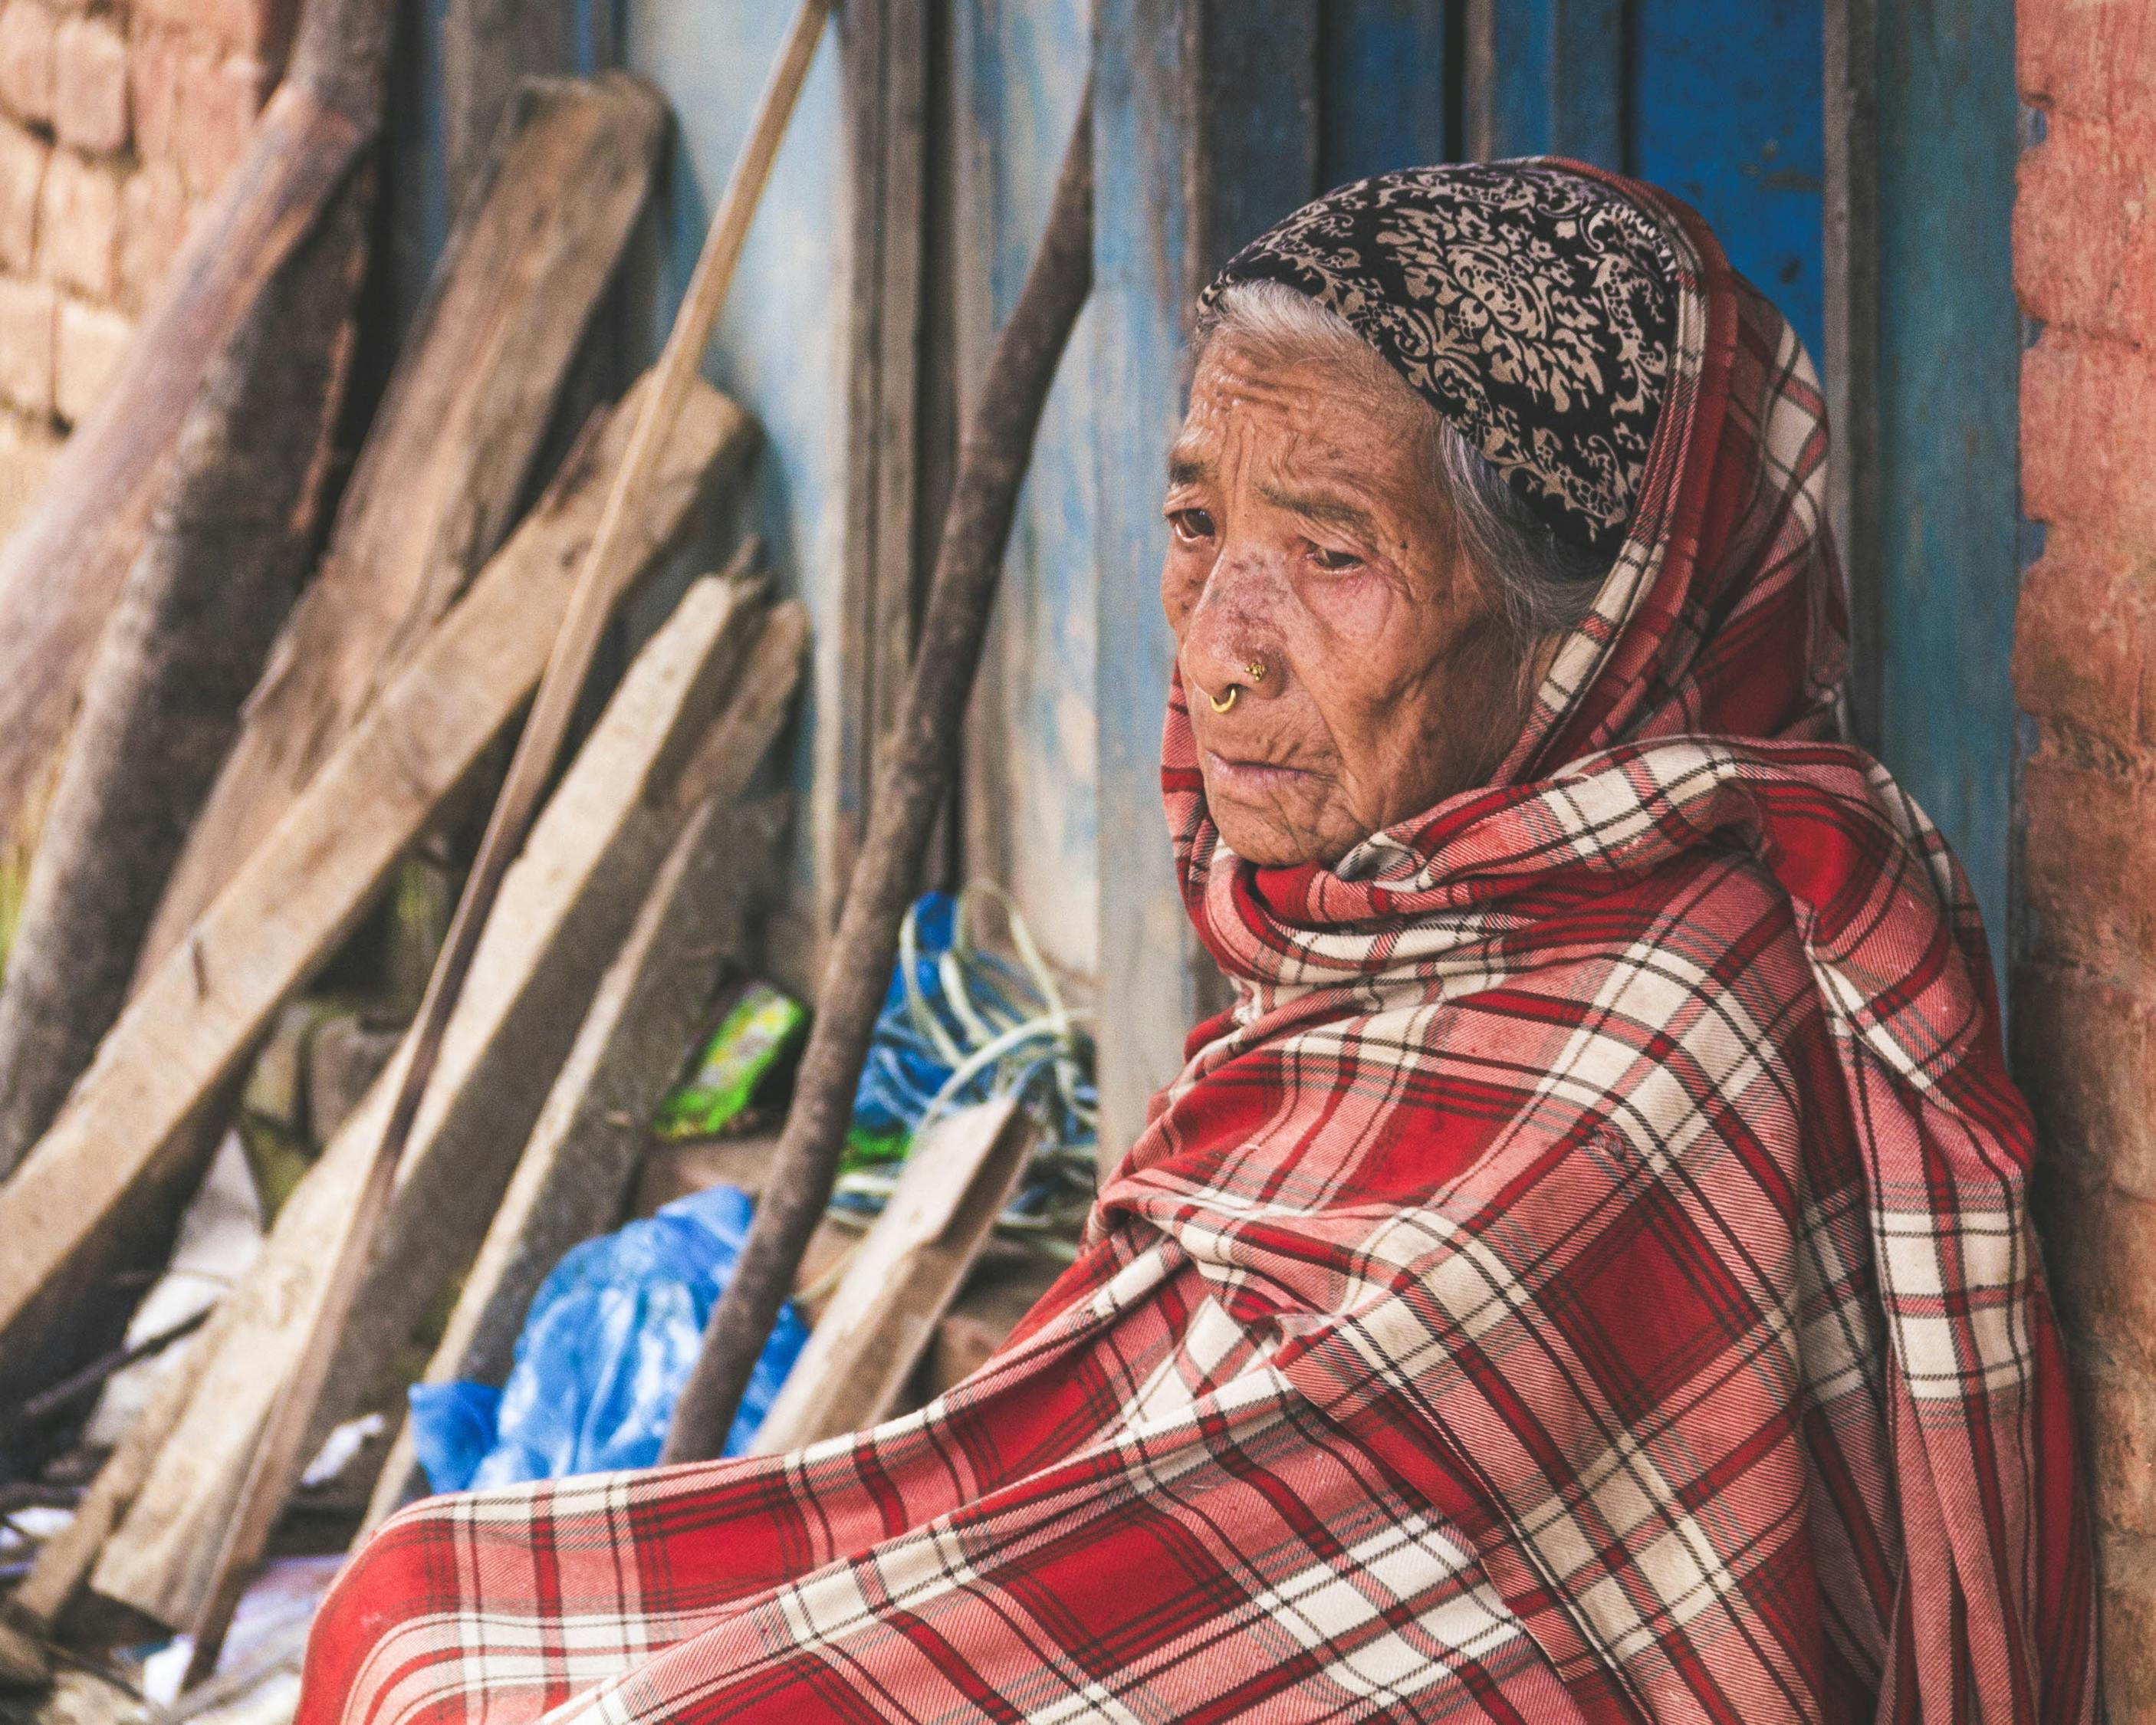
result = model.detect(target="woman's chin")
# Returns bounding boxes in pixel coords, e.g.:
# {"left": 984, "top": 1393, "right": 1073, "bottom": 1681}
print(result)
{"left": 1207, "top": 800, "right": 1338, "bottom": 870}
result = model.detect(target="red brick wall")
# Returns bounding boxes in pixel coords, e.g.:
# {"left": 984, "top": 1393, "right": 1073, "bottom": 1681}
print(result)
{"left": 2014, "top": 0, "right": 2156, "bottom": 1710}
{"left": 0, "top": 0, "right": 294, "bottom": 539}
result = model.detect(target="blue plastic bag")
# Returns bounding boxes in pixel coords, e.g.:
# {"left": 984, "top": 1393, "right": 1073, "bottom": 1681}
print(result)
{"left": 407, "top": 1184, "right": 807, "bottom": 1494}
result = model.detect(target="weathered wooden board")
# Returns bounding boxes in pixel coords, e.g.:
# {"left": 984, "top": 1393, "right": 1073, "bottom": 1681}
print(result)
{"left": 0, "top": 1612, "right": 47, "bottom": 1685}
{"left": 0, "top": 146, "right": 368, "bottom": 1182}
{"left": 1466, "top": 0, "right": 1624, "bottom": 166}
{"left": 0, "top": 0, "right": 388, "bottom": 851}
{"left": 1866, "top": 0, "right": 2019, "bottom": 976}
{"left": 748, "top": 1097, "right": 1036, "bottom": 1453}
{"left": 94, "top": 574, "right": 775, "bottom": 1627}
{"left": 13, "top": 1247, "right": 222, "bottom": 1624}
{"left": 825, "top": 0, "right": 929, "bottom": 927}
{"left": 362, "top": 682, "right": 800, "bottom": 1527}
{"left": 443, "top": 0, "right": 580, "bottom": 212}
{"left": 0, "top": 379, "right": 750, "bottom": 1396}
{"left": 1316, "top": 1, "right": 1451, "bottom": 186}
{"left": 1824, "top": 0, "right": 1880, "bottom": 748}
{"left": 955, "top": 0, "right": 1099, "bottom": 984}
{"left": 142, "top": 73, "right": 669, "bottom": 974}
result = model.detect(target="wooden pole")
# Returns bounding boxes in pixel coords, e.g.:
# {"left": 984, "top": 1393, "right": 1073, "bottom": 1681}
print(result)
{"left": 0, "top": 198, "right": 366, "bottom": 1176}
{"left": 660, "top": 82, "right": 1095, "bottom": 1464}
{"left": 0, "top": 0, "right": 389, "bottom": 851}
{"left": 180, "top": 0, "right": 833, "bottom": 1682}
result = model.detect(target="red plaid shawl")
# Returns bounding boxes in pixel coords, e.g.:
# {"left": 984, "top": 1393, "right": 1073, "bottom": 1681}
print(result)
{"left": 300, "top": 169, "right": 2094, "bottom": 1723}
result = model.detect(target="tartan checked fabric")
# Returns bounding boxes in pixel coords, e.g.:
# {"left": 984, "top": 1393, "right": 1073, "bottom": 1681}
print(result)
{"left": 298, "top": 163, "right": 2094, "bottom": 1724}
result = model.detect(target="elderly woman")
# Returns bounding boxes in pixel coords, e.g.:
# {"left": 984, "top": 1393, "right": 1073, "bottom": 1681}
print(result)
{"left": 300, "top": 163, "right": 2092, "bottom": 1723}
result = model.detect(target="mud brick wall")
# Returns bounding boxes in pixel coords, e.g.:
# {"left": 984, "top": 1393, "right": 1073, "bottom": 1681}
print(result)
{"left": 2012, "top": 0, "right": 2156, "bottom": 1709}
{"left": 0, "top": 0, "right": 295, "bottom": 540}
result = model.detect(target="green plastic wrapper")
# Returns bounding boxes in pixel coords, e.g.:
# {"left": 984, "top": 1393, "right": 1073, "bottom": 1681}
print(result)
{"left": 652, "top": 982, "right": 807, "bottom": 1140}
{"left": 842, "top": 1122, "right": 910, "bottom": 1168}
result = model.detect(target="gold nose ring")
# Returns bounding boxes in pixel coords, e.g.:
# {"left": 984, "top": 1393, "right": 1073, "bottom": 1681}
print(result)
{"left": 1208, "top": 685, "right": 1239, "bottom": 713}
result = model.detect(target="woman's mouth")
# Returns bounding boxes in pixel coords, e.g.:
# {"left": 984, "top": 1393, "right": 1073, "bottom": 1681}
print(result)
{"left": 1204, "top": 750, "right": 1312, "bottom": 794}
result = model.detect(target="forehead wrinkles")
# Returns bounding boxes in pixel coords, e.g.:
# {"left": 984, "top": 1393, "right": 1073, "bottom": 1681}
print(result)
{"left": 1181, "top": 347, "right": 1444, "bottom": 547}
{"left": 1182, "top": 360, "right": 1405, "bottom": 491}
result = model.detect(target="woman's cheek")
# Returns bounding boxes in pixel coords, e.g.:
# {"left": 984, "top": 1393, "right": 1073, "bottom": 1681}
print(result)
{"left": 1161, "top": 555, "right": 1201, "bottom": 632}
{"left": 1296, "top": 565, "right": 1402, "bottom": 655}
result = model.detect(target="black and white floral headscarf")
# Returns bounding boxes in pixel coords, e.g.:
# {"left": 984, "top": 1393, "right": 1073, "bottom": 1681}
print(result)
{"left": 1198, "top": 159, "right": 1678, "bottom": 557}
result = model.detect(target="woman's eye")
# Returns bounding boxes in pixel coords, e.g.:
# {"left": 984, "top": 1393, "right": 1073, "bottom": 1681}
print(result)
{"left": 1307, "top": 544, "right": 1362, "bottom": 572}
{"left": 1169, "top": 508, "right": 1215, "bottom": 544}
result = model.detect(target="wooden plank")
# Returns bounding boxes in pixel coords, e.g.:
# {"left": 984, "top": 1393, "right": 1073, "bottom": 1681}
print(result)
{"left": 1317, "top": 0, "right": 1452, "bottom": 185}
{"left": 189, "top": 22, "right": 827, "bottom": 1653}
{"left": 0, "top": 1614, "right": 48, "bottom": 1686}
{"left": 0, "top": 377, "right": 751, "bottom": 1396}
{"left": 141, "top": 73, "right": 669, "bottom": 975}
{"left": 1871, "top": 0, "right": 2020, "bottom": 971}
{"left": 14, "top": 1261, "right": 225, "bottom": 1624}
{"left": 361, "top": 731, "right": 800, "bottom": 1527}
{"left": 94, "top": 574, "right": 779, "bottom": 1628}
{"left": 0, "top": 160, "right": 367, "bottom": 1188}
{"left": 0, "top": 0, "right": 388, "bottom": 851}
{"left": 821, "top": 0, "right": 931, "bottom": 933}
{"left": 1464, "top": 0, "right": 1624, "bottom": 167}
{"left": 1631, "top": 0, "right": 1826, "bottom": 364}
{"left": 748, "top": 1098, "right": 1036, "bottom": 1453}
{"left": 1090, "top": 0, "right": 1317, "bottom": 1173}
{"left": 953, "top": 0, "right": 1100, "bottom": 982}
{"left": 1824, "top": 0, "right": 1879, "bottom": 752}
{"left": 442, "top": 0, "right": 580, "bottom": 215}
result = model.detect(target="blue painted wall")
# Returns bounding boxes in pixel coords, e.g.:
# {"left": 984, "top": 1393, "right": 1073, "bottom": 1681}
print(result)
{"left": 1090, "top": 0, "right": 1326, "bottom": 1155}
{"left": 1090, "top": 0, "right": 1216, "bottom": 1155}
{"left": 1470, "top": 0, "right": 2015, "bottom": 958}
{"left": 1484, "top": 0, "right": 1625, "bottom": 165}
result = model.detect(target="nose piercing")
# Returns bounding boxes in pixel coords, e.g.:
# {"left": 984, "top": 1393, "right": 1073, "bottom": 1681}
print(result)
{"left": 1208, "top": 685, "right": 1239, "bottom": 713}
{"left": 1246, "top": 660, "right": 1265, "bottom": 683}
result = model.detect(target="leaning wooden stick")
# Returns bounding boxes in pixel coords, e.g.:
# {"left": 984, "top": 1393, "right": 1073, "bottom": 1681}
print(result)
{"left": 182, "top": 0, "right": 834, "bottom": 1682}
{"left": 661, "top": 84, "right": 1094, "bottom": 1464}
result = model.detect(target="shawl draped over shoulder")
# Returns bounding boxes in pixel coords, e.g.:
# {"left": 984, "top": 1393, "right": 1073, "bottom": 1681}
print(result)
{"left": 297, "top": 161, "right": 2095, "bottom": 1725}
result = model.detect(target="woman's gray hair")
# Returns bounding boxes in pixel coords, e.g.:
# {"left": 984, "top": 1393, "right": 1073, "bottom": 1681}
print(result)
{"left": 1195, "top": 280, "right": 1608, "bottom": 643}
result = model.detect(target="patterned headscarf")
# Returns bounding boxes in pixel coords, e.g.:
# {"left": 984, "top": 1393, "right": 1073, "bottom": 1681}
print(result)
{"left": 1198, "top": 161, "right": 1678, "bottom": 557}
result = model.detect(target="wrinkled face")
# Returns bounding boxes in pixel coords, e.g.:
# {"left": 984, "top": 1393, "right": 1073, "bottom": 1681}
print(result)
{"left": 1162, "top": 334, "right": 1533, "bottom": 869}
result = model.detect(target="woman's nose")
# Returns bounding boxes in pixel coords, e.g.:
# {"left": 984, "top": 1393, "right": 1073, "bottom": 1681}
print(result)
{"left": 1182, "top": 557, "right": 1281, "bottom": 709}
